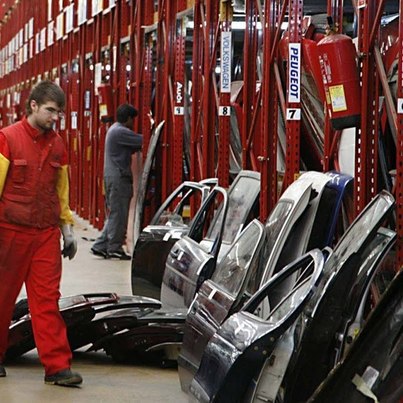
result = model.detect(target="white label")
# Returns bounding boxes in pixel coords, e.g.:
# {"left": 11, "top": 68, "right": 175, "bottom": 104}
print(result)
{"left": 40, "top": 28, "right": 46, "bottom": 51}
{"left": 176, "top": 81, "right": 183, "bottom": 104}
{"left": 220, "top": 31, "right": 232, "bottom": 93}
{"left": 56, "top": 13, "right": 64, "bottom": 40}
{"left": 219, "top": 106, "right": 231, "bottom": 116}
{"left": 48, "top": 0, "right": 52, "bottom": 21}
{"left": 29, "top": 39, "right": 34, "bottom": 59}
{"left": 35, "top": 33, "right": 40, "bottom": 54}
{"left": 71, "top": 112, "right": 78, "bottom": 129}
{"left": 29, "top": 18, "right": 34, "bottom": 39}
{"left": 174, "top": 107, "right": 184, "bottom": 116}
{"left": 94, "top": 63, "right": 102, "bottom": 94}
{"left": 92, "top": 0, "right": 103, "bottom": 17}
{"left": 60, "top": 115, "right": 66, "bottom": 130}
{"left": 24, "top": 22, "right": 29, "bottom": 42}
{"left": 84, "top": 90, "right": 91, "bottom": 110}
{"left": 397, "top": 98, "right": 403, "bottom": 114}
{"left": 78, "top": 0, "right": 88, "bottom": 25}
{"left": 288, "top": 43, "right": 301, "bottom": 103}
{"left": 65, "top": 4, "right": 74, "bottom": 34}
{"left": 286, "top": 108, "right": 301, "bottom": 120}
{"left": 48, "top": 21, "right": 54, "bottom": 46}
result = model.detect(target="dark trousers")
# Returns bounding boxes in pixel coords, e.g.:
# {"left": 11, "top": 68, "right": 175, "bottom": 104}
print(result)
{"left": 93, "top": 175, "right": 133, "bottom": 253}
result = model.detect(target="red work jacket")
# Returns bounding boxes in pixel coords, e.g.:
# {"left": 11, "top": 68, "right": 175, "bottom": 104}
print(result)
{"left": 0, "top": 118, "right": 66, "bottom": 228}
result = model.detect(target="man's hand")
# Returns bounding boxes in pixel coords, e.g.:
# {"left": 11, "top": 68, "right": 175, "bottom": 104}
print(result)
{"left": 61, "top": 224, "right": 78, "bottom": 260}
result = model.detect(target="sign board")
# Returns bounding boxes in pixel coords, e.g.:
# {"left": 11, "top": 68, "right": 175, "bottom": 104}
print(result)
{"left": 288, "top": 43, "right": 301, "bottom": 103}
{"left": 220, "top": 31, "right": 232, "bottom": 93}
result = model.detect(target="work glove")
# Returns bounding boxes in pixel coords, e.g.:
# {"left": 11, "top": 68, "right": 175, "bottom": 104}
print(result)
{"left": 61, "top": 224, "right": 78, "bottom": 260}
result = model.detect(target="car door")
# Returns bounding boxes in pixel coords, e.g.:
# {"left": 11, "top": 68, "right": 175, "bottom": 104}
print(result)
{"left": 282, "top": 190, "right": 395, "bottom": 403}
{"left": 308, "top": 270, "right": 403, "bottom": 403}
{"left": 249, "top": 227, "right": 396, "bottom": 403}
{"left": 188, "top": 250, "right": 325, "bottom": 403}
{"left": 131, "top": 181, "right": 211, "bottom": 298}
{"left": 178, "top": 219, "right": 265, "bottom": 392}
{"left": 201, "top": 170, "right": 261, "bottom": 261}
{"left": 160, "top": 186, "right": 229, "bottom": 310}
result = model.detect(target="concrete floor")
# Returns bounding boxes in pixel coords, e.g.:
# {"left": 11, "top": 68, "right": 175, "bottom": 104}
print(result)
{"left": 1, "top": 216, "right": 187, "bottom": 403}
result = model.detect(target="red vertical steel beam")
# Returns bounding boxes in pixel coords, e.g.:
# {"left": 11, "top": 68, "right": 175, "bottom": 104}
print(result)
{"left": 150, "top": 0, "right": 167, "bottom": 215}
{"left": 217, "top": 1, "right": 232, "bottom": 188}
{"left": 354, "top": 1, "right": 369, "bottom": 214}
{"left": 283, "top": 0, "right": 303, "bottom": 190}
{"left": 242, "top": 0, "right": 258, "bottom": 171}
{"left": 95, "top": 9, "right": 113, "bottom": 229}
{"left": 131, "top": 0, "right": 154, "bottom": 138}
{"left": 201, "top": 0, "right": 219, "bottom": 180}
{"left": 159, "top": 0, "right": 175, "bottom": 201}
{"left": 117, "top": 0, "right": 130, "bottom": 105}
{"left": 172, "top": 0, "right": 187, "bottom": 188}
{"left": 355, "top": 0, "right": 380, "bottom": 214}
{"left": 131, "top": 0, "right": 155, "bottom": 226}
{"left": 397, "top": 0, "right": 403, "bottom": 270}
{"left": 110, "top": 3, "right": 121, "bottom": 109}
{"left": 82, "top": 25, "right": 95, "bottom": 220}
{"left": 259, "top": 0, "right": 280, "bottom": 220}
{"left": 90, "top": 13, "right": 102, "bottom": 228}
{"left": 190, "top": 0, "right": 204, "bottom": 182}
{"left": 78, "top": 24, "right": 89, "bottom": 219}
{"left": 322, "top": 0, "right": 343, "bottom": 172}
{"left": 68, "top": 32, "right": 81, "bottom": 212}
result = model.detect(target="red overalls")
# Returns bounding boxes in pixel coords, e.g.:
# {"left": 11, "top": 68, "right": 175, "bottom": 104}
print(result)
{"left": 0, "top": 118, "right": 72, "bottom": 375}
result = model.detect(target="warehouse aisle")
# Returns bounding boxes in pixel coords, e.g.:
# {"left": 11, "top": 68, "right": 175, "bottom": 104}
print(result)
{"left": 1, "top": 216, "right": 187, "bottom": 403}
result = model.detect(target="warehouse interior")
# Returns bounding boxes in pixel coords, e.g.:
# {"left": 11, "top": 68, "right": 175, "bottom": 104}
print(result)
{"left": 0, "top": 0, "right": 402, "bottom": 402}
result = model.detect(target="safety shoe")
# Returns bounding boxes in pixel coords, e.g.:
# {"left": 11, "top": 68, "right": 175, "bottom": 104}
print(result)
{"left": 91, "top": 247, "right": 107, "bottom": 258}
{"left": 0, "top": 364, "right": 6, "bottom": 377}
{"left": 107, "top": 250, "right": 131, "bottom": 260}
{"left": 44, "top": 369, "right": 83, "bottom": 386}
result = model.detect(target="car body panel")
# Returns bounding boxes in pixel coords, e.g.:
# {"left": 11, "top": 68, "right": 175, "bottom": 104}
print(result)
{"left": 334, "top": 227, "right": 396, "bottom": 362}
{"left": 260, "top": 171, "right": 352, "bottom": 286}
{"left": 308, "top": 270, "right": 403, "bottom": 403}
{"left": 7, "top": 293, "right": 161, "bottom": 359}
{"left": 133, "top": 121, "right": 165, "bottom": 244}
{"left": 249, "top": 226, "right": 396, "bottom": 403}
{"left": 131, "top": 181, "right": 211, "bottom": 298}
{"left": 160, "top": 186, "right": 228, "bottom": 310}
{"left": 178, "top": 219, "right": 265, "bottom": 391}
{"left": 202, "top": 170, "right": 261, "bottom": 262}
{"left": 282, "top": 191, "right": 395, "bottom": 402}
{"left": 189, "top": 250, "right": 325, "bottom": 403}
{"left": 179, "top": 171, "right": 352, "bottom": 393}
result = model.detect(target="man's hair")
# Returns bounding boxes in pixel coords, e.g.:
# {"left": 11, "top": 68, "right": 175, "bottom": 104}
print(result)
{"left": 116, "top": 104, "right": 138, "bottom": 124}
{"left": 26, "top": 80, "right": 66, "bottom": 115}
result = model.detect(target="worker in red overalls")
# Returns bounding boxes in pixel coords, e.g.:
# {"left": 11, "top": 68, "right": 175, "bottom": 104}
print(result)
{"left": 0, "top": 80, "right": 82, "bottom": 386}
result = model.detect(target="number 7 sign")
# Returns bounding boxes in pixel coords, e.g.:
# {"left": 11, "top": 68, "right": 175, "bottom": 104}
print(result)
{"left": 286, "top": 108, "right": 301, "bottom": 120}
